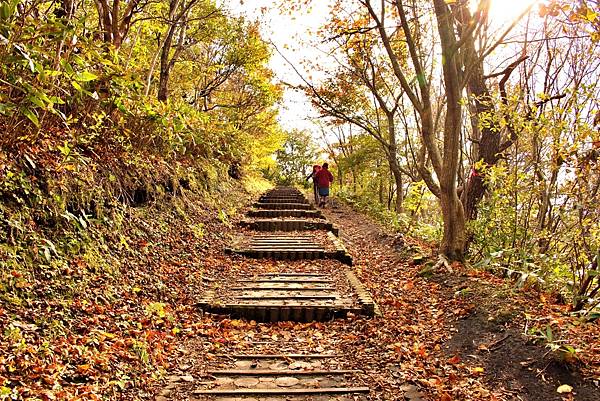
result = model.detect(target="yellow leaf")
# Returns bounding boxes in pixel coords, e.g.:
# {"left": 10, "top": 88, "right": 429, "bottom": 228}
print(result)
{"left": 77, "top": 364, "right": 91, "bottom": 373}
{"left": 556, "top": 384, "right": 573, "bottom": 393}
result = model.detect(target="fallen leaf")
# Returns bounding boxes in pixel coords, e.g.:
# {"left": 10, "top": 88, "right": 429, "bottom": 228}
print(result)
{"left": 447, "top": 355, "right": 461, "bottom": 364}
{"left": 556, "top": 384, "right": 573, "bottom": 393}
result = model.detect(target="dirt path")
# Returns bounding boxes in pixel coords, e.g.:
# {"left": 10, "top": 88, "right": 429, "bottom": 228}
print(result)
{"left": 320, "top": 200, "right": 599, "bottom": 401}
{"left": 153, "top": 192, "right": 599, "bottom": 401}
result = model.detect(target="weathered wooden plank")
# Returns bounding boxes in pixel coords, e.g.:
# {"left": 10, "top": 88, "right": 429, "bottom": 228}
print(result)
{"left": 249, "top": 242, "right": 321, "bottom": 246}
{"left": 236, "top": 279, "right": 333, "bottom": 283}
{"left": 221, "top": 303, "right": 357, "bottom": 310}
{"left": 248, "top": 247, "right": 324, "bottom": 251}
{"left": 269, "top": 307, "right": 280, "bottom": 322}
{"left": 228, "top": 354, "right": 340, "bottom": 359}
{"left": 250, "top": 239, "right": 319, "bottom": 243}
{"left": 207, "top": 369, "right": 360, "bottom": 375}
{"left": 251, "top": 235, "right": 314, "bottom": 238}
{"left": 260, "top": 273, "right": 325, "bottom": 277}
{"left": 280, "top": 306, "right": 291, "bottom": 320}
{"left": 235, "top": 295, "right": 338, "bottom": 300}
{"left": 192, "top": 387, "right": 370, "bottom": 395}
{"left": 230, "top": 287, "right": 335, "bottom": 291}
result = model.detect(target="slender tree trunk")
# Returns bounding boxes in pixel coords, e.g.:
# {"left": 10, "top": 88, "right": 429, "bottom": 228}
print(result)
{"left": 457, "top": 3, "right": 523, "bottom": 223}
{"left": 440, "top": 190, "right": 466, "bottom": 259}
{"left": 434, "top": 0, "right": 466, "bottom": 259}
{"left": 389, "top": 159, "right": 403, "bottom": 213}
{"left": 375, "top": 159, "right": 383, "bottom": 204}
{"left": 157, "top": 26, "right": 176, "bottom": 102}
{"left": 460, "top": 60, "right": 499, "bottom": 221}
{"left": 384, "top": 109, "right": 403, "bottom": 212}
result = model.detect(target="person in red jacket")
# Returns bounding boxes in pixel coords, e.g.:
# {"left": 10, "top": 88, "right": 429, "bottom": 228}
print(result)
{"left": 306, "top": 164, "right": 322, "bottom": 205}
{"left": 314, "top": 162, "right": 334, "bottom": 207}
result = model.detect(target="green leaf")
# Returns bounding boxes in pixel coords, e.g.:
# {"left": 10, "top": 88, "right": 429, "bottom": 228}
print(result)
{"left": 75, "top": 71, "right": 98, "bottom": 82}
{"left": 61, "top": 61, "right": 75, "bottom": 75}
{"left": 0, "top": 102, "right": 14, "bottom": 115}
{"left": 0, "top": 3, "right": 11, "bottom": 20}
{"left": 546, "top": 326, "right": 553, "bottom": 342}
{"left": 21, "top": 107, "right": 39, "bottom": 126}
{"left": 28, "top": 94, "right": 45, "bottom": 108}
{"left": 49, "top": 96, "right": 65, "bottom": 105}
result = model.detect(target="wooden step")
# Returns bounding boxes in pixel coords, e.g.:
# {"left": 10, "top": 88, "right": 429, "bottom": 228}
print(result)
{"left": 254, "top": 202, "right": 314, "bottom": 210}
{"left": 260, "top": 272, "right": 325, "bottom": 277}
{"left": 236, "top": 279, "right": 333, "bottom": 283}
{"left": 229, "top": 354, "right": 340, "bottom": 359}
{"left": 225, "top": 247, "right": 352, "bottom": 264}
{"left": 248, "top": 209, "right": 324, "bottom": 219}
{"left": 241, "top": 219, "right": 339, "bottom": 235}
{"left": 207, "top": 369, "right": 360, "bottom": 375}
{"left": 252, "top": 235, "right": 314, "bottom": 239}
{"left": 197, "top": 303, "right": 361, "bottom": 322}
{"left": 235, "top": 294, "right": 338, "bottom": 300}
{"left": 259, "top": 197, "right": 309, "bottom": 204}
{"left": 230, "top": 286, "right": 335, "bottom": 291}
{"left": 192, "top": 387, "right": 370, "bottom": 395}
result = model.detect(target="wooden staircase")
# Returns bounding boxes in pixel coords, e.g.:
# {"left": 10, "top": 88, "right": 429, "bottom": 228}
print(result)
{"left": 190, "top": 186, "right": 374, "bottom": 399}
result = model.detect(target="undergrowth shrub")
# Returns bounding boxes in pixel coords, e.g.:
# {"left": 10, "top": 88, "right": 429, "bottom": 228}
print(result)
{"left": 336, "top": 183, "right": 441, "bottom": 243}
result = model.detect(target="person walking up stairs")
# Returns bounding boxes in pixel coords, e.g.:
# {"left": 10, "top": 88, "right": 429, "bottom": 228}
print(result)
{"left": 314, "top": 162, "right": 334, "bottom": 208}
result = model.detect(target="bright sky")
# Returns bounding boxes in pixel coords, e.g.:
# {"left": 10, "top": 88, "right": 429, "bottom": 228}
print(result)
{"left": 219, "top": 0, "right": 333, "bottom": 132}
{"left": 219, "top": 0, "right": 542, "bottom": 133}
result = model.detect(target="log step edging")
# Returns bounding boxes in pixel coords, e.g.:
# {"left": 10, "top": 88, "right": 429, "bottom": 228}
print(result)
{"left": 196, "top": 303, "right": 362, "bottom": 322}
{"left": 327, "top": 231, "right": 353, "bottom": 265}
{"left": 225, "top": 248, "right": 353, "bottom": 265}
{"left": 345, "top": 270, "right": 377, "bottom": 316}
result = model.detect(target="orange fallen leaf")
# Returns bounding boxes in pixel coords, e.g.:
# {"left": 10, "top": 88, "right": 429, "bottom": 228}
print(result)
{"left": 447, "top": 355, "right": 461, "bottom": 364}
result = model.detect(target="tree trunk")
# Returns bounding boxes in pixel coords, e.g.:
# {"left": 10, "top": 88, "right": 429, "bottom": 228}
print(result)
{"left": 460, "top": 66, "right": 500, "bottom": 221}
{"left": 389, "top": 159, "right": 403, "bottom": 213}
{"left": 377, "top": 160, "right": 384, "bottom": 204}
{"left": 337, "top": 166, "right": 343, "bottom": 189}
{"left": 384, "top": 108, "right": 403, "bottom": 213}
{"left": 456, "top": 3, "right": 522, "bottom": 223}
{"left": 440, "top": 188, "right": 466, "bottom": 260}
{"left": 434, "top": 0, "right": 467, "bottom": 260}
{"left": 93, "top": 0, "right": 142, "bottom": 50}
{"left": 157, "top": 26, "right": 176, "bottom": 102}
